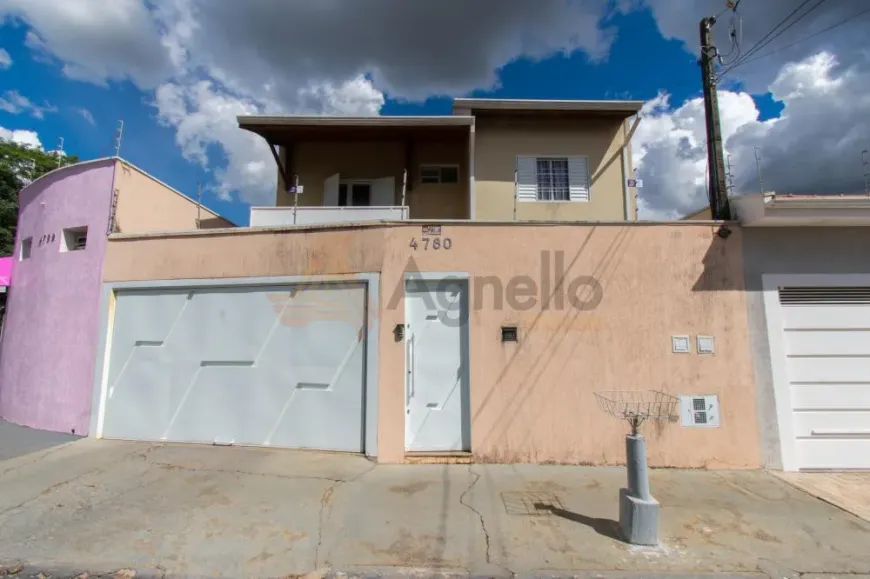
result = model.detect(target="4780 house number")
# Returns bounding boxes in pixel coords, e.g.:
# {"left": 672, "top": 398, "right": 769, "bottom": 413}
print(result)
{"left": 409, "top": 237, "right": 452, "bottom": 251}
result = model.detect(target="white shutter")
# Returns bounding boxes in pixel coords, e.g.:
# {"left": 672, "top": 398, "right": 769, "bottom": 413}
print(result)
{"left": 323, "top": 173, "right": 340, "bottom": 206}
{"left": 371, "top": 177, "right": 395, "bottom": 206}
{"left": 516, "top": 156, "right": 538, "bottom": 202}
{"left": 568, "top": 156, "right": 590, "bottom": 202}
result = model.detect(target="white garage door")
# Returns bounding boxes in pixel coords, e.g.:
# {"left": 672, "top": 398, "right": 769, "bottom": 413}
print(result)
{"left": 779, "top": 287, "right": 870, "bottom": 470}
{"left": 99, "top": 283, "right": 367, "bottom": 452}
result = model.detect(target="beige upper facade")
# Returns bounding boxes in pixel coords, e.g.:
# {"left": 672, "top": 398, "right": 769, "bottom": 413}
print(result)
{"left": 111, "top": 159, "right": 233, "bottom": 233}
{"left": 239, "top": 98, "right": 642, "bottom": 225}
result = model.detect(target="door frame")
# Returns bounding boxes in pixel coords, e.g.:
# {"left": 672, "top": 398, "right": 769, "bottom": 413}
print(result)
{"left": 403, "top": 271, "right": 472, "bottom": 452}
{"left": 762, "top": 273, "right": 870, "bottom": 471}
{"left": 89, "top": 273, "right": 381, "bottom": 457}
{"left": 338, "top": 179, "right": 373, "bottom": 207}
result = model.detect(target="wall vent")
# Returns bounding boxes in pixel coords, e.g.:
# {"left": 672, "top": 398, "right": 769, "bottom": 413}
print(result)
{"left": 60, "top": 226, "right": 88, "bottom": 252}
{"left": 501, "top": 326, "right": 518, "bottom": 343}
{"left": 779, "top": 286, "right": 870, "bottom": 306}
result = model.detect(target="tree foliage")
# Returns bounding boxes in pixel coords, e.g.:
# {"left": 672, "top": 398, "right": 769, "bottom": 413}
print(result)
{"left": 0, "top": 140, "right": 78, "bottom": 256}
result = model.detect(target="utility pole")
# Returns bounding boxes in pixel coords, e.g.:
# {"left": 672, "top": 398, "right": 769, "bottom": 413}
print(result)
{"left": 699, "top": 16, "right": 730, "bottom": 220}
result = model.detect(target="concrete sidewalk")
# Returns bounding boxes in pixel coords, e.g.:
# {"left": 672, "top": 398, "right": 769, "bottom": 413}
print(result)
{"left": 1, "top": 440, "right": 868, "bottom": 578}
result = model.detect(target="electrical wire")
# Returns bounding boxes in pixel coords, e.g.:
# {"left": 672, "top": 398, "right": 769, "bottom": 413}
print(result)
{"left": 723, "top": 5, "right": 870, "bottom": 70}
{"left": 715, "top": 0, "right": 741, "bottom": 21}
{"left": 716, "top": 13, "right": 743, "bottom": 65}
{"left": 739, "top": 0, "right": 828, "bottom": 63}
{"left": 725, "top": 0, "right": 816, "bottom": 68}
{"left": 717, "top": 0, "right": 825, "bottom": 79}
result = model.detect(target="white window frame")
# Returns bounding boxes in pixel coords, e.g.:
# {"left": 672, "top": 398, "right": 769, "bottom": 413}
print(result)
{"left": 420, "top": 164, "right": 460, "bottom": 185}
{"left": 19, "top": 237, "right": 32, "bottom": 261}
{"left": 516, "top": 155, "right": 591, "bottom": 203}
{"left": 60, "top": 226, "right": 88, "bottom": 252}
{"left": 338, "top": 179, "right": 374, "bottom": 207}
{"left": 534, "top": 156, "right": 571, "bottom": 202}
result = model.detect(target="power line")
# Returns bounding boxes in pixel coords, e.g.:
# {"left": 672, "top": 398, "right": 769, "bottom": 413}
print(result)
{"left": 714, "top": 10, "right": 743, "bottom": 66}
{"left": 743, "top": 0, "right": 829, "bottom": 62}
{"left": 723, "top": 0, "right": 816, "bottom": 71}
{"left": 722, "top": 5, "right": 870, "bottom": 70}
{"left": 717, "top": 0, "right": 825, "bottom": 79}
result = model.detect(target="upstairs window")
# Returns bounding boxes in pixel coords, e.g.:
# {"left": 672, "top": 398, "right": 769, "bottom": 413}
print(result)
{"left": 61, "top": 226, "right": 88, "bottom": 252}
{"left": 516, "top": 156, "right": 590, "bottom": 202}
{"left": 536, "top": 158, "right": 570, "bottom": 201}
{"left": 420, "top": 165, "right": 459, "bottom": 184}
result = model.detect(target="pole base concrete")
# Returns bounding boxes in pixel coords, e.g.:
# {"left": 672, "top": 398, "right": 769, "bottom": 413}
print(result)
{"left": 618, "top": 487, "right": 660, "bottom": 546}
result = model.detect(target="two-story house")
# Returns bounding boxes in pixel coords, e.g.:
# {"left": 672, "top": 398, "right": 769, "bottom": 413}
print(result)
{"left": 241, "top": 98, "right": 642, "bottom": 226}
{"left": 16, "top": 98, "right": 772, "bottom": 474}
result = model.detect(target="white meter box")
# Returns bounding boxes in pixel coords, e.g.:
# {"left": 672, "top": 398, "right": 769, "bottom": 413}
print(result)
{"left": 680, "top": 395, "right": 720, "bottom": 427}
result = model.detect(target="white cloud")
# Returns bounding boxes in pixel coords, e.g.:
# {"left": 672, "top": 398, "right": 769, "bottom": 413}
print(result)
{"left": 1, "top": 0, "right": 620, "bottom": 203}
{"left": 75, "top": 107, "right": 95, "bottom": 125}
{"left": 0, "top": 48, "right": 11, "bottom": 69}
{"left": 634, "top": 51, "right": 870, "bottom": 219}
{"left": 0, "top": 90, "right": 57, "bottom": 119}
{"left": 634, "top": 0, "right": 869, "bottom": 91}
{"left": 0, "top": 0, "right": 171, "bottom": 86}
{"left": 7, "top": 0, "right": 869, "bottom": 212}
{"left": 0, "top": 125, "right": 43, "bottom": 149}
{"left": 154, "top": 77, "right": 384, "bottom": 203}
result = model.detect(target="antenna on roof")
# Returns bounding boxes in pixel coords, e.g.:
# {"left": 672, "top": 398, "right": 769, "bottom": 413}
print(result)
{"left": 55, "top": 137, "right": 64, "bottom": 168}
{"left": 726, "top": 153, "right": 735, "bottom": 196}
{"left": 754, "top": 146, "right": 765, "bottom": 194}
{"left": 114, "top": 120, "right": 124, "bottom": 157}
{"left": 863, "top": 149, "right": 869, "bottom": 195}
{"left": 196, "top": 182, "right": 202, "bottom": 229}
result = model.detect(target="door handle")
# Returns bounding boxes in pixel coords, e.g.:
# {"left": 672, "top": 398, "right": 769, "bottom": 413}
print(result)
{"left": 811, "top": 429, "right": 870, "bottom": 437}
{"left": 406, "top": 334, "right": 414, "bottom": 401}
{"left": 409, "top": 335, "right": 416, "bottom": 398}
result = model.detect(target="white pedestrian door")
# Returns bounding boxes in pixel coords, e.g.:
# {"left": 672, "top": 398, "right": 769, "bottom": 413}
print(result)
{"left": 405, "top": 279, "right": 469, "bottom": 452}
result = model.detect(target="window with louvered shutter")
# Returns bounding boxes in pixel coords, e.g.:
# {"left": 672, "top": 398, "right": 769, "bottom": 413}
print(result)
{"left": 536, "top": 158, "right": 570, "bottom": 201}
{"left": 516, "top": 156, "right": 590, "bottom": 202}
{"left": 567, "top": 156, "right": 590, "bottom": 201}
{"left": 516, "top": 156, "right": 538, "bottom": 201}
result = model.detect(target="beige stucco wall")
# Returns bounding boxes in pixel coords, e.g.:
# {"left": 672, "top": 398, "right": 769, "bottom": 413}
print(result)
{"left": 684, "top": 206, "right": 713, "bottom": 221}
{"left": 112, "top": 161, "right": 232, "bottom": 233}
{"left": 474, "top": 117, "right": 633, "bottom": 221}
{"left": 103, "top": 222, "right": 759, "bottom": 469}
{"left": 276, "top": 140, "right": 469, "bottom": 219}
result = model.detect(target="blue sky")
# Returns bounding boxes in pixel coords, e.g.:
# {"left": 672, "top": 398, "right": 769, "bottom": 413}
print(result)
{"left": 1, "top": 0, "right": 867, "bottom": 221}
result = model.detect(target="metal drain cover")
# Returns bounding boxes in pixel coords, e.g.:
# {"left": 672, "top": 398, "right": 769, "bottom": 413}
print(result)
{"left": 501, "top": 491, "right": 564, "bottom": 516}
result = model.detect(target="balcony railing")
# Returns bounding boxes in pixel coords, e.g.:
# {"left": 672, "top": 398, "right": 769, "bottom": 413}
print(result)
{"left": 250, "top": 206, "right": 409, "bottom": 227}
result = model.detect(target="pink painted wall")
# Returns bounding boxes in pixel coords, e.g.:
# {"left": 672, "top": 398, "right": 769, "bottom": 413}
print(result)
{"left": 0, "top": 160, "right": 115, "bottom": 434}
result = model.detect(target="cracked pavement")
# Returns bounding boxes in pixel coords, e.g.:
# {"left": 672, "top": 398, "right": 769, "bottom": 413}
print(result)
{"left": 2, "top": 439, "right": 870, "bottom": 578}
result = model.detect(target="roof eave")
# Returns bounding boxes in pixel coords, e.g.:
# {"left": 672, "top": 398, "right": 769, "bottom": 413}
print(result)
{"left": 732, "top": 192, "right": 870, "bottom": 226}
{"left": 237, "top": 115, "right": 475, "bottom": 129}
{"left": 451, "top": 98, "right": 644, "bottom": 116}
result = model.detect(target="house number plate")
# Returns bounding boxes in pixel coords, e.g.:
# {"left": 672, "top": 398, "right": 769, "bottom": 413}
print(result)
{"left": 410, "top": 225, "right": 451, "bottom": 251}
